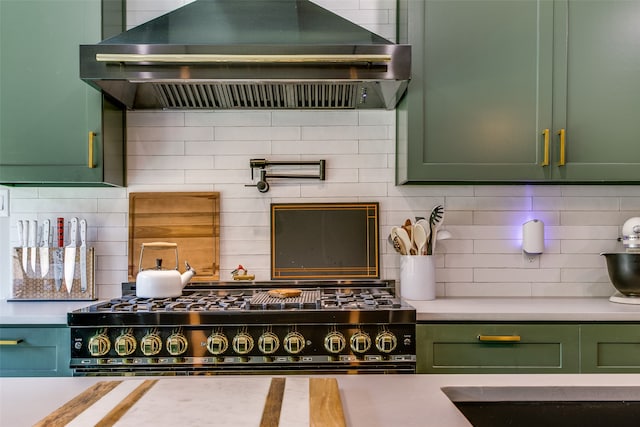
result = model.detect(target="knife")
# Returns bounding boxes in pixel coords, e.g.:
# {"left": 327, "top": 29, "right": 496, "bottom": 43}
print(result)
{"left": 80, "top": 219, "right": 87, "bottom": 292}
{"left": 64, "top": 217, "right": 78, "bottom": 293}
{"left": 29, "top": 220, "right": 37, "bottom": 275}
{"left": 17, "top": 220, "right": 28, "bottom": 274}
{"left": 40, "top": 219, "right": 51, "bottom": 278}
{"left": 53, "top": 218, "right": 64, "bottom": 291}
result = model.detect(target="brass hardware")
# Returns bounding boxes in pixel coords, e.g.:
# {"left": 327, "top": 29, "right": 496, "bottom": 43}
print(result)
{"left": 96, "top": 53, "right": 392, "bottom": 64}
{"left": 478, "top": 335, "right": 521, "bottom": 342}
{"left": 88, "top": 131, "right": 96, "bottom": 169}
{"left": 541, "top": 129, "right": 550, "bottom": 166}
{"left": 0, "top": 339, "right": 23, "bottom": 345}
{"left": 557, "top": 128, "right": 566, "bottom": 166}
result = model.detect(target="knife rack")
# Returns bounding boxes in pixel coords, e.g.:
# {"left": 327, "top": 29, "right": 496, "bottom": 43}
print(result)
{"left": 9, "top": 247, "right": 96, "bottom": 301}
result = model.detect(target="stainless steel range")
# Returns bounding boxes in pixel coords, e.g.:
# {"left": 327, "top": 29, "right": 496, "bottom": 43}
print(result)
{"left": 68, "top": 281, "right": 416, "bottom": 376}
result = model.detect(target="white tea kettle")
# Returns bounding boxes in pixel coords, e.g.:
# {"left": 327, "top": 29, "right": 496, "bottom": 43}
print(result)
{"left": 135, "top": 242, "right": 196, "bottom": 298}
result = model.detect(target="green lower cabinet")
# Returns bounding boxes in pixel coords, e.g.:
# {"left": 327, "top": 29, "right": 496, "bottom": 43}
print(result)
{"left": 0, "top": 326, "right": 71, "bottom": 377}
{"left": 581, "top": 324, "right": 640, "bottom": 373}
{"left": 417, "top": 324, "right": 580, "bottom": 374}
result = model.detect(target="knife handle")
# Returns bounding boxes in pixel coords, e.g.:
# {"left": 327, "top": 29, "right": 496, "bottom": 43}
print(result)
{"left": 69, "top": 217, "right": 79, "bottom": 246}
{"left": 17, "top": 220, "right": 24, "bottom": 246}
{"left": 80, "top": 219, "right": 87, "bottom": 245}
{"left": 57, "top": 217, "right": 64, "bottom": 247}
{"left": 28, "top": 220, "right": 37, "bottom": 247}
{"left": 42, "top": 219, "right": 51, "bottom": 246}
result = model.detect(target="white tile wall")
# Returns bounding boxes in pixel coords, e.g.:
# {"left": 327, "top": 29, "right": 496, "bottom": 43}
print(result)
{"left": 1, "top": 0, "right": 638, "bottom": 300}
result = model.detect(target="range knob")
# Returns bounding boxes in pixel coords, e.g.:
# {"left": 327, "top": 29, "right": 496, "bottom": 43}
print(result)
{"left": 232, "top": 332, "right": 254, "bottom": 355}
{"left": 258, "top": 332, "right": 280, "bottom": 354}
{"left": 114, "top": 331, "right": 137, "bottom": 356}
{"left": 350, "top": 330, "right": 372, "bottom": 353}
{"left": 324, "top": 331, "right": 346, "bottom": 354}
{"left": 206, "top": 332, "right": 229, "bottom": 355}
{"left": 283, "top": 331, "right": 305, "bottom": 354}
{"left": 88, "top": 330, "right": 111, "bottom": 356}
{"left": 375, "top": 331, "right": 398, "bottom": 353}
{"left": 166, "top": 332, "right": 188, "bottom": 356}
{"left": 141, "top": 332, "right": 163, "bottom": 356}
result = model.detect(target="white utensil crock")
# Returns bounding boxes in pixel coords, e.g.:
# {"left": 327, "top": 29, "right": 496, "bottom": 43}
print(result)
{"left": 400, "top": 255, "right": 436, "bottom": 300}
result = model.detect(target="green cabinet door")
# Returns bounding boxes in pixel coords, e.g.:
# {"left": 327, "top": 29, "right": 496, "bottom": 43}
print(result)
{"left": 397, "top": 0, "right": 553, "bottom": 183}
{"left": 550, "top": 0, "right": 640, "bottom": 181}
{"left": 417, "top": 323, "right": 580, "bottom": 374}
{"left": 398, "top": 0, "right": 640, "bottom": 184}
{"left": 581, "top": 324, "right": 640, "bottom": 373}
{"left": 0, "top": 326, "right": 71, "bottom": 377}
{"left": 0, "top": 0, "right": 124, "bottom": 186}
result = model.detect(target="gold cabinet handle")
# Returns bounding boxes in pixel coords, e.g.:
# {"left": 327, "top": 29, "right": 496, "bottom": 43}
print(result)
{"left": 557, "top": 128, "right": 566, "bottom": 166}
{"left": 541, "top": 129, "right": 550, "bottom": 166}
{"left": 88, "top": 131, "right": 96, "bottom": 169}
{"left": 0, "top": 339, "right": 24, "bottom": 345}
{"left": 478, "top": 335, "right": 521, "bottom": 342}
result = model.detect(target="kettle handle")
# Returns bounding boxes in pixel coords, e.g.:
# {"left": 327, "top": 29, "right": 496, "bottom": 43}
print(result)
{"left": 139, "top": 242, "right": 179, "bottom": 272}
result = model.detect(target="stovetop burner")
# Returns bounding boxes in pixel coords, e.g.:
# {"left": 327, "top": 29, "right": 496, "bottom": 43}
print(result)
{"left": 89, "top": 287, "right": 403, "bottom": 313}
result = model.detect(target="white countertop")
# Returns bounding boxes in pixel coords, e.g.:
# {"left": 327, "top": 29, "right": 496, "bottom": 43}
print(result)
{"left": 3, "top": 296, "right": 640, "bottom": 325}
{"left": 2, "top": 374, "right": 640, "bottom": 427}
{"left": 0, "top": 299, "right": 93, "bottom": 324}
{"left": 408, "top": 296, "right": 640, "bottom": 322}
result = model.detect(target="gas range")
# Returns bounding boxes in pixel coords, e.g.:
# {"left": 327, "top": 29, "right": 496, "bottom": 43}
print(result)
{"left": 68, "top": 281, "right": 416, "bottom": 376}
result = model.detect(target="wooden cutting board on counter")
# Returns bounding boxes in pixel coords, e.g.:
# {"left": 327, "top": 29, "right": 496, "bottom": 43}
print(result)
{"left": 128, "top": 192, "right": 220, "bottom": 282}
{"left": 34, "top": 377, "right": 346, "bottom": 427}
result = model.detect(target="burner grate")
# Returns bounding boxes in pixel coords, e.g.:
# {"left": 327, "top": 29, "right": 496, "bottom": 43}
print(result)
{"left": 248, "top": 290, "right": 321, "bottom": 310}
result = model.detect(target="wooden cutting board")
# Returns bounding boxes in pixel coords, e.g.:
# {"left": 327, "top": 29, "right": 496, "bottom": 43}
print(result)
{"left": 34, "top": 377, "right": 347, "bottom": 427}
{"left": 128, "top": 192, "right": 220, "bottom": 282}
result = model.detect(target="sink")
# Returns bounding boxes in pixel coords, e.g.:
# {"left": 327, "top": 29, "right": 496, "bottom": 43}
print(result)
{"left": 442, "top": 386, "right": 640, "bottom": 427}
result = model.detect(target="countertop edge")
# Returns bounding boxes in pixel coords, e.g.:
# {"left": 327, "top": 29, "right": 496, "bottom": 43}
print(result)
{"left": 3, "top": 297, "right": 640, "bottom": 325}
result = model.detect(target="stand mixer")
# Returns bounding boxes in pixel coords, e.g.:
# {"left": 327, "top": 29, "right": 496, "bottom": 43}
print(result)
{"left": 603, "top": 217, "right": 640, "bottom": 304}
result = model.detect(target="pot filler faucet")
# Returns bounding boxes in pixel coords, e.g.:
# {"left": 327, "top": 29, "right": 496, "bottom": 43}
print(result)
{"left": 246, "top": 158, "right": 326, "bottom": 192}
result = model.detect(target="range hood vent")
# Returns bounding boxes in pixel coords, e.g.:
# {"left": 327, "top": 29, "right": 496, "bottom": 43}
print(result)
{"left": 152, "top": 82, "right": 359, "bottom": 109}
{"left": 80, "top": 0, "right": 410, "bottom": 110}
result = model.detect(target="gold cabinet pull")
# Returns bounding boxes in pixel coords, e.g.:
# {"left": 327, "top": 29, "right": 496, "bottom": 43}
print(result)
{"left": 541, "top": 129, "right": 550, "bottom": 166}
{"left": 557, "top": 128, "right": 566, "bottom": 166}
{"left": 0, "top": 339, "right": 23, "bottom": 345}
{"left": 88, "top": 131, "right": 96, "bottom": 169}
{"left": 478, "top": 335, "right": 521, "bottom": 342}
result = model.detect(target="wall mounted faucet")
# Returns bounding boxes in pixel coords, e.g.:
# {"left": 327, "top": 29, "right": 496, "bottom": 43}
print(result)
{"left": 246, "top": 158, "right": 326, "bottom": 192}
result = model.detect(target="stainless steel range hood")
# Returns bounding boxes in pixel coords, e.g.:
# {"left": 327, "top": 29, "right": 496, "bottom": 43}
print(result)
{"left": 80, "top": 0, "right": 410, "bottom": 110}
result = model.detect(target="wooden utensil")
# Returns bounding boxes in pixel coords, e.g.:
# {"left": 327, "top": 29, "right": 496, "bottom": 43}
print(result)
{"left": 413, "top": 222, "right": 428, "bottom": 255}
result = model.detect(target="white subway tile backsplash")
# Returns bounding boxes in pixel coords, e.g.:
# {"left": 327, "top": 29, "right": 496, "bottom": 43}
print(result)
{"left": 127, "top": 170, "right": 186, "bottom": 185}
{"left": 127, "top": 111, "right": 185, "bottom": 127}
{"left": 445, "top": 283, "right": 533, "bottom": 298}
{"left": 531, "top": 282, "right": 613, "bottom": 297}
{"left": 186, "top": 169, "right": 249, "bottom": 184}
{"left": 185, "top": 111, "right": 272, "bottom": 127}
{"left": 534, "top": 196, "right": 620, "bottom": 211}
{"left": 560, "top": 267, "right": 610, "bottom": 284}
{"left": 273, "top": 111, "right": 357, "bottom": 126}
{"left": 128, "top": 126, "right": 213, "bottom": 142}
{"left": 475, "top": 268, "right": 561, "bottom": 283}
{"left": 215, "top": 126, "right": 300, "bottom": 141}
{"left": 2, "top": 0, "right": 638, "bottom": 300}
{"left": 129, "top": 155, "right": 214, "bottom": 170}
{"left": 185, "top": 140, "right": 271, "bottom": 156}
{"left": 301, "top": 126, "right": 358, "bottom": 141}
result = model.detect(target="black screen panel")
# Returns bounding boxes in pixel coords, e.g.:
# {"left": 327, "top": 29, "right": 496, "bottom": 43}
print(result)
{"left": 271, "top": 203, "right": 379, "bottom": 279}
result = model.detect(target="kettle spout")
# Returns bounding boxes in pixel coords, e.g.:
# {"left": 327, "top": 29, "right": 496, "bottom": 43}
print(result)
{"left": 180, "top": 261, "right": 197, "bottom": 287}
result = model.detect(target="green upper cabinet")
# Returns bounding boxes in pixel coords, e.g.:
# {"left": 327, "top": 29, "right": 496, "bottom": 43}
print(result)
{"left": 551, "top": 1, "right": 640, "bottom": 181}
{"left": 0, "top": 0, "right": 125, "bottom": 186}
{"left": 397, "top": 0, "right": 640, "bottom": 184}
